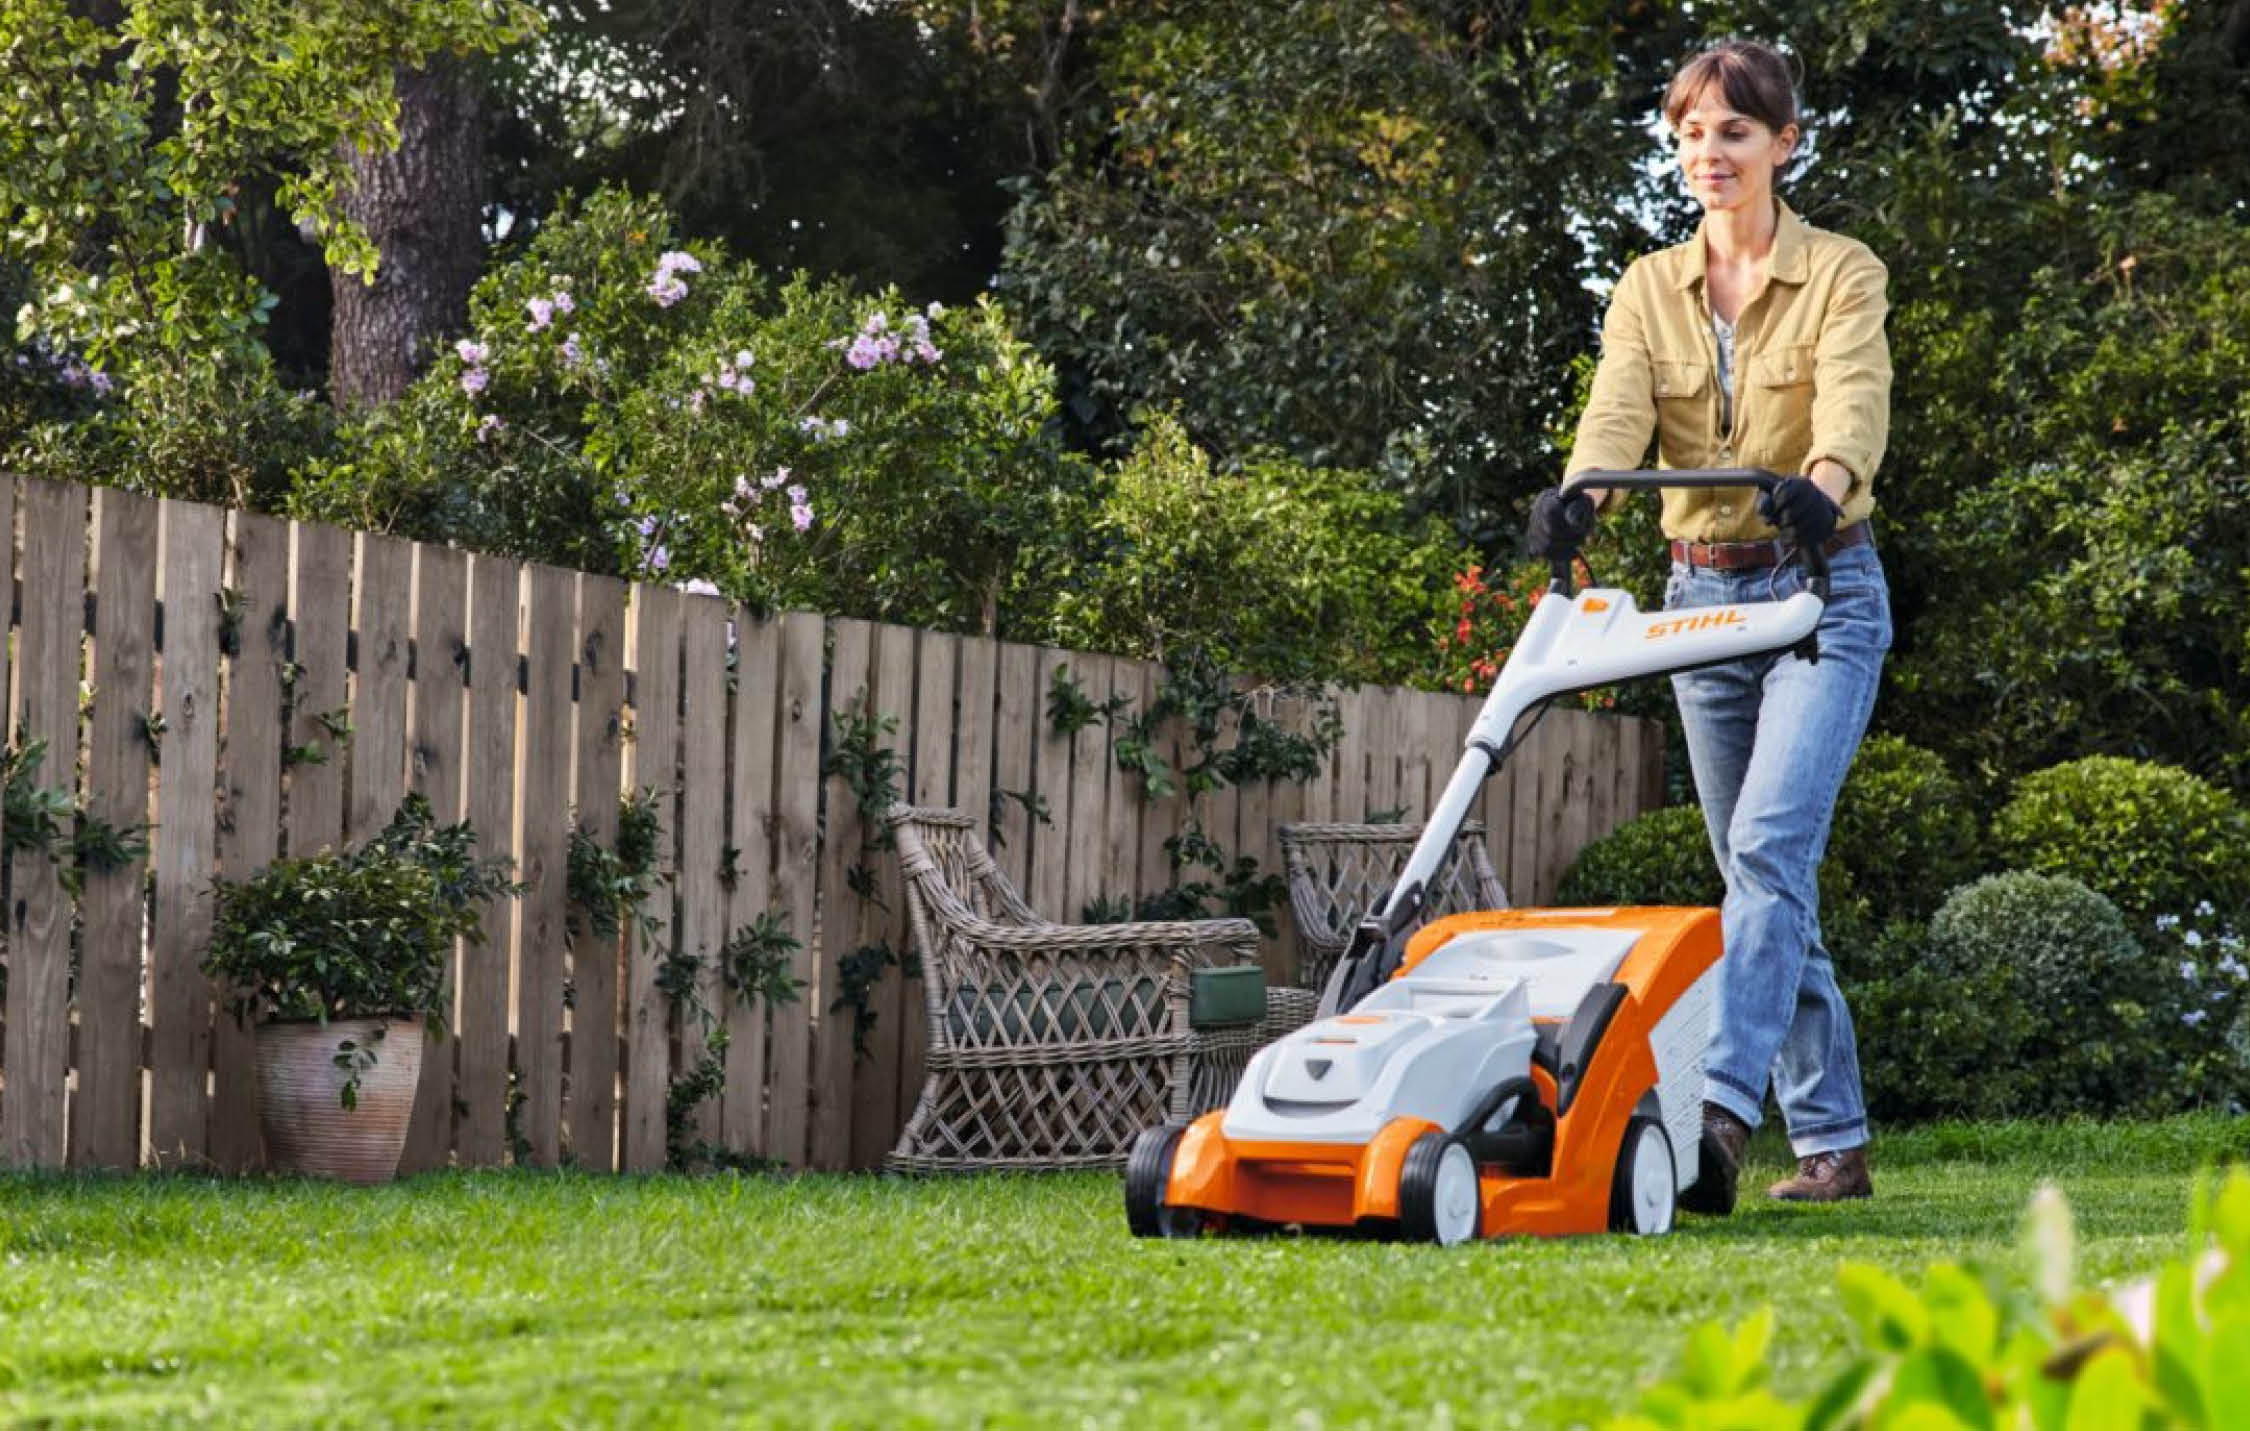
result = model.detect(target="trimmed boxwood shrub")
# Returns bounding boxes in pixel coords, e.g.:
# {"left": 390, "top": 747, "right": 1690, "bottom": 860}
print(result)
{"left": 1883, "top": 872, "right": 2177, "bottom": 1119}
{"left": 1555, "top": 805, "right": 1721, "bottom": 908}
{"left": 1993, "top": 756, "right": 2250, "bottom": 931}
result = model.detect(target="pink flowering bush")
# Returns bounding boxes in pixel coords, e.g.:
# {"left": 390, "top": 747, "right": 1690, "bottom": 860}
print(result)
{"left": 296, "top": 189, "right": 1081, "bottom": 633}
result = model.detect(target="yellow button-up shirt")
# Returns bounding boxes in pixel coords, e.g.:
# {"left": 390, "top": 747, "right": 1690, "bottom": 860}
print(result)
{"left": 1564, "top": 200, "right": 1891, "bottom": 543}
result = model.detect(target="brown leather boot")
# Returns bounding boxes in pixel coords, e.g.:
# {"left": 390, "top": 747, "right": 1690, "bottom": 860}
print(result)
{"left": 1680, "top": 1103, "right": 1751, "bottom": 1216}
{"left": 1768, "top": 1146, "right": 1874, "bottom": 1202}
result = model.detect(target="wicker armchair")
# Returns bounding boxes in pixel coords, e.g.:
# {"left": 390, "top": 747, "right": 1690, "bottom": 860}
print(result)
{"left": 1277, "top": 820, "right": 1509, "bottom": 992}
{"left": 886, "top": 805, "right": 1317, "bottom": 1172}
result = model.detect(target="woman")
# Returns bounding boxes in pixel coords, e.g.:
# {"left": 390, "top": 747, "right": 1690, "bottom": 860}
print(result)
{"left": 1525, "top": 38, "right": 1892, "bottom": 1212}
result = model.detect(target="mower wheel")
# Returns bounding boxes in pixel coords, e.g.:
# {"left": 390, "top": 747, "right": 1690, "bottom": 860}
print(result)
{"left": 1125, "top": 1124, "right": 1204, "bottom": 1239}
{"left": 1609, "top": 1115, "right": 1677, "bottom": 1237}
{"left": 1398, "top": 1133, "right": 1481, "bottom": 1246}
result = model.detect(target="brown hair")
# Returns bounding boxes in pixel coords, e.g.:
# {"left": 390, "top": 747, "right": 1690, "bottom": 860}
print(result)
{"left": 1663, "top": 40, "right": 1798, "bottom": 134}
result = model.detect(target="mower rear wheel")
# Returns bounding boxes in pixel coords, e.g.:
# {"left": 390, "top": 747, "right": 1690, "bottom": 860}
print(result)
{"left": 1399, "top": 1133, "right": 1481, "bottom": 1246}
{"left": 1125, "top": 1124, "right": 1204, "bottom": 1239}
{"left": 1609, "top": 1116, "right": 1677, "bottom": 1237}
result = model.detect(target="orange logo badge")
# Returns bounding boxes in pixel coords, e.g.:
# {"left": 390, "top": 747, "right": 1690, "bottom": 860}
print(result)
{"left": 1646, "top": 609, "right": 1747, "bottom": 639}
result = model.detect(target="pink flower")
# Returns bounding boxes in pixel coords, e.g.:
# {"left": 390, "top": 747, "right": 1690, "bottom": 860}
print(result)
{"left": 455, "top": 339, "right": 489, "bottom": 366}
{"left": 526, "top": 296, "right": 554, "bottom": 331}
{"left": 560, "top": 332, "right": 584, "bottom": 367}
{"left": 460, "top": 367, "right": 489, "bottom": 396}
{"left": 790, "top": 502, "right": 814, "bottom": 533}
{"left": 552, "top": 290, "right": 575, "bottom": 314}
{"left": 475, "top": 413, "right": 505, "bottom": 443}
{"left": 846, "top": 335, "right": 883, "bottom": 370}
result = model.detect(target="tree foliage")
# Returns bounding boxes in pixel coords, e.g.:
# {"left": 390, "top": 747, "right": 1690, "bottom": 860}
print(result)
{"left": 996, "top": 0, "right": 1682, "bottom": 537}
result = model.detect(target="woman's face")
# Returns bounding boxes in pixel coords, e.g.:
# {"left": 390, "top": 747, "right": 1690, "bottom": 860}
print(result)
{"left": 1674, "top": 85, "right": 1797, "bottom": 215}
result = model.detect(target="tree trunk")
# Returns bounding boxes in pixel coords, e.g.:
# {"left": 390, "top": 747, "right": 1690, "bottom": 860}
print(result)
{"left": 329, "top": 61, "right": 484, "bottom": 409}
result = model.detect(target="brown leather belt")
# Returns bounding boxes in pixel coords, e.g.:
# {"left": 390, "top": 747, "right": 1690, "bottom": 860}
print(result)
{"left": 1670, "top": 520, "right": 1872, "bottom": 571}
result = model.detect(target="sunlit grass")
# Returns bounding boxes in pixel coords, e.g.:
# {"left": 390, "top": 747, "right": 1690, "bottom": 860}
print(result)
{"left": 2, "top": 1115, "right": 2243, "bottom": 1428}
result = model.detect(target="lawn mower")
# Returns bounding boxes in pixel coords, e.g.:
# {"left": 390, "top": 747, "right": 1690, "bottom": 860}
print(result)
{"left": 1125, "top": 469, "right": 1833, "bottom": 1245}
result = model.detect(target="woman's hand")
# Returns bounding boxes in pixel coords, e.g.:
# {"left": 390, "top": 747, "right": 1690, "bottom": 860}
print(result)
{"left": 1758, "top": 475, "right": 1843, "bottom": 547}
{"left": 1524, "top": 487, "right": 1599, "bottom": 560}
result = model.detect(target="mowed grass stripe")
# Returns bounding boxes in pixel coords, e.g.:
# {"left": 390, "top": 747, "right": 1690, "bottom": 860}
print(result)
{"left": 1, "top": 1116, "right": 2244, "bottom": 1428}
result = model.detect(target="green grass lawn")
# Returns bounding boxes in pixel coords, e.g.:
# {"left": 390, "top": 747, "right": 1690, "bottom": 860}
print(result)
{"left": 2, "top": 1117, "right": 2245, "bottom": 1429}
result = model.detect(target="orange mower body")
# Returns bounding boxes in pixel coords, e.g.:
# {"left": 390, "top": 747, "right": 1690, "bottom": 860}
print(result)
{"left": 1127, "top": 907, "right": 1723, "bottom": 1243}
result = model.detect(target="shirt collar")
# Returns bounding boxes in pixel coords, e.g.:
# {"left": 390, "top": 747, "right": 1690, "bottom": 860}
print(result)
{"left": 1675, "top": 198, "right": 1810, "bottom": 290}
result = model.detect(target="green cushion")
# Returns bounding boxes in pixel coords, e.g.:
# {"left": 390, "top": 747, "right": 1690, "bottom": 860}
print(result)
{"left": 1189, "top": 965, "right": 1266, "bottom": 1029}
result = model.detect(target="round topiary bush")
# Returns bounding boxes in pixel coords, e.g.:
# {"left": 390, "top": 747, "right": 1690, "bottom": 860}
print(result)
{"left": 1992, "top": 756, "right": 2250, "bottom": 931}
{"left": 1556, "top": 805, "right": 1722, "bottom": 908}
{"left": 1899, "top": 871, "right": 2174, "bottom": 1119}
{"left": 1822, "top": 734, "right": 1983, "bottom": 924}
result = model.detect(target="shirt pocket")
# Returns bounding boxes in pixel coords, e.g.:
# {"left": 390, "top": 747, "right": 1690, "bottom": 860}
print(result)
{"left": 1749, "top": 342, "right": 1816, "bottom": 458}
{"left": 1650, "top": 359, "right": 1712, "bottom": 463}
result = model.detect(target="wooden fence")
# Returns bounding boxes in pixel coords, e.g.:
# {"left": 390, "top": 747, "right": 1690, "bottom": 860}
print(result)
{"left": 0, "top": 474, "right": 1663, "bottom": 1174}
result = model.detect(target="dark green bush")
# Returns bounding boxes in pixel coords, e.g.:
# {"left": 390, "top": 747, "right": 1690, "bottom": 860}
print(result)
{"left": 1869, "top": 872, "right": 2184, "bottom": 1120}
{"left": 1992, "top": 756, "right": 2250, "bottom": 933}
{"left": 1555, "top": 805, "right": 1721, "bottom": 908}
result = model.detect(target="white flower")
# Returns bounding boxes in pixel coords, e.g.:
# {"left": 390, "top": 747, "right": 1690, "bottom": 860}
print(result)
{"left": 2183, "top": 1008, "right": 2209, "bottom": 1027}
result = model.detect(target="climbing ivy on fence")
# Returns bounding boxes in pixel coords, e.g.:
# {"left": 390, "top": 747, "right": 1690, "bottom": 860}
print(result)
{"left": 1048, "top": 658, "right": 1341, "bottom": 930}
{"left": 564, "top": 787, "right": 804, "bottom": 1170}
{"left": 821, "top": 690, "right": 917, "bottom": 1059}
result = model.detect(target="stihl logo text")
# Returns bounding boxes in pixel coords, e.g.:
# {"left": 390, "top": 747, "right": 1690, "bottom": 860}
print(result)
{"left": 1646, "top": 610, "right": 1747, "bottom": 639}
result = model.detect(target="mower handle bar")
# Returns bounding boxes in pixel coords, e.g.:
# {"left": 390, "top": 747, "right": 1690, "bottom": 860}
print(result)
{"left": 1553, "top": 466, "right": 1832, "bottom": 601}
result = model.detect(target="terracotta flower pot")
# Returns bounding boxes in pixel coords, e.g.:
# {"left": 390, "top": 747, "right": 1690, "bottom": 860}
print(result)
{"left": 255, "top": 1016, "right": 425, "bottom": 1182}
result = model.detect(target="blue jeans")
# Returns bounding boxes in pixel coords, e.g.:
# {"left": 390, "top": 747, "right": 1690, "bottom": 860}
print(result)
{"left": 1666, "top": 540, "right": 1891, "bottom": 1157}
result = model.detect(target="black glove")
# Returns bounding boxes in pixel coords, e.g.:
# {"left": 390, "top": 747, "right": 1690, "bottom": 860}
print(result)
{"left": 1523, "top": 487, "right": 1598, "bottom": 560}
{"left": 1757, "top": 476, "right": 1842, "bottom": 549}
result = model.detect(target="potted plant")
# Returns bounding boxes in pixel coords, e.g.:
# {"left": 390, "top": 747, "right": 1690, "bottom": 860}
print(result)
{"left": 202, "top": 794, "right": 517, "bottom": 1181}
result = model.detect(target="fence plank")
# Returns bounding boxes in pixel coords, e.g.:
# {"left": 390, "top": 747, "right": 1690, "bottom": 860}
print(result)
{"left": 147, "top": 498, "right": 222, "bottom": 1166}
{"left": 288, "top": 523, "right": 350, "bottom": 856}
{"left": 208, "top": 510, "right": 289, "bottom": 1173}
{"left": 765, "top": 612, "right": 824, "bottom": 1168}
{"left": 1332, "top": 688, "right": 1369, "bottom": 825}
{"left": 897, "top": 629, "right": 959, "bottom": 1156}
{"left": 1103, "top": 658, "right": 1143, "bottom": 923}
{"left": 4, "top": 480, "right": 81, "bottom": 1168}
{"left": 516, "top": 564, "right": 575, "bottom": 1167}
{"left": 458, "top": 557, "right": 521, "bottom": 1166}
{"left": 622, "top": 584, "right": 683, "bottom": 1172}
{"left": 1132, "top": 663, "right": 1175, "bottom": 907}
{"left": 952, "top": 637, "right": 998, "bottom": 881}
{"left": 1065, "top": 657, "right": 1118, "bottom": 922}
{"left": 75, "top": 488, "right": 157, "bottom": 1170}
{"left": 347, "top": 534, "right": 412, "bottom": 843}
{"left": 722, "top": 613, "right": 781, "bottom": 1156}
{"left": 571, "top": 574, "right": 627, "bottom": 1171}
{"left": 398, "top": 543, "right": 468, "bottom": 1175}
{"left": 1029, "top": 648, "right": 1075, "bottom": 921}
{"left": 810, "top": 619, "right": 871, "bottom": 1170}
{"left": 990, "top": 643, "right": 1038, "bottom": 896}
{"left": 849, "top": 622, "right": 916, "bottom": 1169}
{"left": 675, "top": 594, "right": 729, "bottom": 1150}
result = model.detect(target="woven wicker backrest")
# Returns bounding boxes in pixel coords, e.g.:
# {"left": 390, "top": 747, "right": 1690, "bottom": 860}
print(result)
{"left": 1276, "top": 820, "right": 1508, "bottom": 989}
{"left": 888, "top": 805, "right": 1186, "bottom": 1054}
